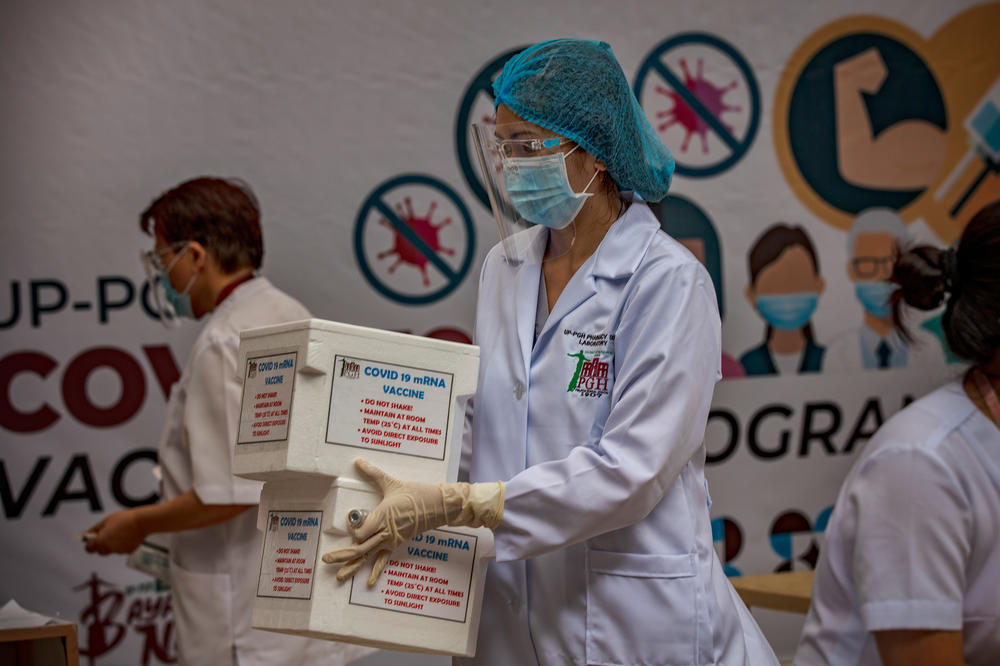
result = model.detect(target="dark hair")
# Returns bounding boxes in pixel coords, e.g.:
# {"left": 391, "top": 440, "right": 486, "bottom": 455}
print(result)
{"left": 139, "top": 177, "right": 263, "bottom": 272}
{"left": 891, "top": 199, "right": 1000, "bottom": 365}
{"left": 748, "top": 224, "right": 821, "bottom": 341}
{"left": 748, "top": 224, "right": 820, "bottom": 283}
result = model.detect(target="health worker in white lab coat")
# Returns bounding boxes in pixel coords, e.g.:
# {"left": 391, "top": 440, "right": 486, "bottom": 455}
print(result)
{"left": 85, "top": 177, "right": 373, "bottom": 666}
{"left": 324, "top": 39, "right": 778, "bottom": 666}
{"left": 795, "top": 200, "right": 1000, "bottom": 666}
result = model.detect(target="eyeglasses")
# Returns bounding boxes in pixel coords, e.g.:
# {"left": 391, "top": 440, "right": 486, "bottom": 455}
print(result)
{"left": 140, "top": 241, "right": 189, "bottom": 274}
{"left": 494, "top": 136, "right": 573, "bottom": 159}
{"left": 851, "top": 256, "right": 894, "bottom": 279}
{"left": 139, "top": 240, "right": 191, "bottom": 326}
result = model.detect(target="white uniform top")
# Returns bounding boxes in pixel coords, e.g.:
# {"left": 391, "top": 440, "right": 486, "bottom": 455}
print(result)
{"left": 459, "top": 202, "right": 778, "bottom": 666}
{"left": 158, "top": 277, "right": 373, "bottom": 666}
{"left": 795, "top": 381, "right": 1000, "bottom": 665}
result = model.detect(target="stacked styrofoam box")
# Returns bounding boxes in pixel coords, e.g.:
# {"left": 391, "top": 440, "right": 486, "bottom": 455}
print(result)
{"left": 234, "top": 319, "right": 491, "bottom": 656}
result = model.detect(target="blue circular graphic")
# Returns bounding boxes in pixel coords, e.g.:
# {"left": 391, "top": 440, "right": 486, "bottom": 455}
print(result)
{"left": 634, "top": 33, "right": 761, "bottom": 178}
{"left": 454, "top": 47, "right": 527, "bottom": 209}
{"left": 354, "top": 174, "right": 475, "bottom": 305}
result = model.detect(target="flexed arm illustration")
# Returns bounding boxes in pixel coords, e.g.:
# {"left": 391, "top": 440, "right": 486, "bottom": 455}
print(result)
{"left": 835, "top": 47, "right": 946, "bottom": 190}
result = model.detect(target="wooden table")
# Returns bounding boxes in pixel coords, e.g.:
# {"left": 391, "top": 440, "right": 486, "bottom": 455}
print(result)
{"left": 0, "top": 622, "right": 79, "bottom": 666}
{"left": 730, "top": 570, "right": 815, "bottom": 614}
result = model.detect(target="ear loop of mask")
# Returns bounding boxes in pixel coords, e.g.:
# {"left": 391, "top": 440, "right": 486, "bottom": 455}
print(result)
{"left": 562, "top": 144, "right": 601, "bottom": 196}
{"left": 178, "top": 272, "right": 198, "bottom": 295}
{"left": 163, "top": 245, "right": 199, "bottom": 295}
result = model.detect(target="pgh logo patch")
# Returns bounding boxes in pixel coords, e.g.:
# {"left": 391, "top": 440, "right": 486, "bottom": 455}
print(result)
{"left": 567, "top": 351, "right": 612, "bottom": 396}
{"left": 564, "top": 329, "right": 615, "bottom": 398}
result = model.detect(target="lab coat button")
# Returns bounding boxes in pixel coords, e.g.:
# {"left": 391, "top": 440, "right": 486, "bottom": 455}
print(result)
{"left": 513, "top": 382, "right": 525, "bottom": 400}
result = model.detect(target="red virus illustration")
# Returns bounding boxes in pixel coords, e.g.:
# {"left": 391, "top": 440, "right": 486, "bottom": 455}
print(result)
{"left": 655, "top": 58, "right": 741, "bottom": 154}
{"left": 377, "top": 197, "right": 454, "bottom": 286}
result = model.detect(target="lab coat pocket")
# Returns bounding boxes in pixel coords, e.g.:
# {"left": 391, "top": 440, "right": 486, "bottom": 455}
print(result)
{"left": 586, "top": 549, "right": 698, "bottom": 666}
{"left": 169, "top": 558, "right": 234, "bottom": 665}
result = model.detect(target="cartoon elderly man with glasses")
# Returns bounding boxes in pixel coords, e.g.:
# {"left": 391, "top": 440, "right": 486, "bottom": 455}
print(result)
{"left": 828, "top": 208, "right": 942, "bottom": 371}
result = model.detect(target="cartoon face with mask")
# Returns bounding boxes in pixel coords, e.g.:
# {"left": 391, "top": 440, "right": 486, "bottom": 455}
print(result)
{"left": 847, "top": 224, "right": 899, "bottom": 319}
{"left": 837, "top": 208, "right": 909, "bottom": 370}
{"left": 741, "top": 224, "right": 826, "bottom": 376}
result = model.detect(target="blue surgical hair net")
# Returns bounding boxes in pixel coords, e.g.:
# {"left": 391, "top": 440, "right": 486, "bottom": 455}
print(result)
{"left": 493, "top": 38, "right": 675, "bottom": 202}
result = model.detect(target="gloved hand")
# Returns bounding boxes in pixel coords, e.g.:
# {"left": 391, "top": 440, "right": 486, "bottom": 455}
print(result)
{"left": 322, "top": 458, "right": 504, "bottom": 586}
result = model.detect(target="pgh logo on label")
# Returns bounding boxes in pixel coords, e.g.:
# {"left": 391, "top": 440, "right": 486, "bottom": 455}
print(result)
{"left": 567, "top": 350, "right": 612, "bottom": 397}
{"left": 339, "top": 358, "right": 360, "bottom": 379}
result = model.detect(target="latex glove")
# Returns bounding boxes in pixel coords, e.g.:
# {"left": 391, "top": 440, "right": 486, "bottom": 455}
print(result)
{"left": 322, "top": 458, "right": 504, "bottom": 586}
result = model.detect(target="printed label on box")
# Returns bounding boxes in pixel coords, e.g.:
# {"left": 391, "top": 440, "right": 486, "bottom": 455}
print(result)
{"left": 349, "top": 528, "right": 477, "bottom": 622}
{"left": 326, "top": 355, "right": 453, "bottom": 460}
{"left": 257, "top": 510, "right": 322, "bottom": 600}
{"left": 238, "top": 352, "right": 297, "bottom": 444}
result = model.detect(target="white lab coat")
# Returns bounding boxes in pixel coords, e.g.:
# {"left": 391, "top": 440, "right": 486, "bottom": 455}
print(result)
{"left": 795, "top": 381, "right": 1000, "bottom": 665}
{"left": 158, "top": 277, "right": 373, "bottom": 666}
{"left": 459, "top": 202, "right": 777, "bottom": 666}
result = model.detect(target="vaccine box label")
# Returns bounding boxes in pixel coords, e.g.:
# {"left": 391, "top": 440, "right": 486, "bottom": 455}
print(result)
{"left": 257, "top": 510, "right": 322, "bottom": 600}
{"left": 326, "top": 355, "right": 453, "bottom": 461}
{"left": 348, "top": 528, "right": 479, "bottom": 623}
{"left": 238, "top": 352, "right": 298, "bottom": 444}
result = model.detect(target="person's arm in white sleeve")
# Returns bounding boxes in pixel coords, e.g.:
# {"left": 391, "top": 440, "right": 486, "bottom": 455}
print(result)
{"left": 848, "top": 447, "right": 971, "bottom": 663}
{"left": 185, "top": 336, "right": 263, "bottom": 506}
{"left": 84, "top": 491, "right": 253, "bottom": 555}
{"left": 85, "top": 337, "right": 258, "bottom": 555}
{"left": 496, "top": 260, "right": 721, "bottom": 561}
{"left": 874, "top": 630, "right": 968, "bottom": 666}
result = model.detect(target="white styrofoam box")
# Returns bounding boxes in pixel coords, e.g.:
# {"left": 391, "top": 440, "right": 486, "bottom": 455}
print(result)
{"left": 233, "top": 318, "right": 479, "bottom": 485}
{"left": 252, "top": 476, "right": 495, "bottom": 656}
{"left": 234, "top": 319, "right": 491, "bottom": 656}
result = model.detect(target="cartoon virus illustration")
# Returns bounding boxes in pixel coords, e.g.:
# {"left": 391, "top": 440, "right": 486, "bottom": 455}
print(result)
{"left": 655, "top": 58, "right": 741, "bottom": 154}
{"left": 377, "top": 197, "right": 454, "bottom": 286}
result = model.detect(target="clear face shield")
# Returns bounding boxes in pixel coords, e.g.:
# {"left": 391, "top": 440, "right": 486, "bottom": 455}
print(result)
{"left": 140, "top": 241, "right": 193, "bottom": 328}
{"left": 473, "top": 121, "right": 599, "bottom": 265}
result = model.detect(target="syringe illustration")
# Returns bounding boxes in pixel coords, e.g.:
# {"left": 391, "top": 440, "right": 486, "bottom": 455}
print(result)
{"left": 935, "top": 77, "right": 1000, "bottom": 216}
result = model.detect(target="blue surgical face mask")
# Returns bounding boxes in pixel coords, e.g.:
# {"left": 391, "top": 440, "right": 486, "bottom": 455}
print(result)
{"left": 162, "top": 272, "right": 195, "bottom": 319}
{"left": 161, "top": 247, "right": 197, "bottom": 320}
{"left": 503, "top": 146, "right": 600, "bottom": 229}
{"left": 855, "top": 281, "right": 896, "bottom": 319}
{"left": 755, "top": 293, "right": 819, "bottom": 330}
